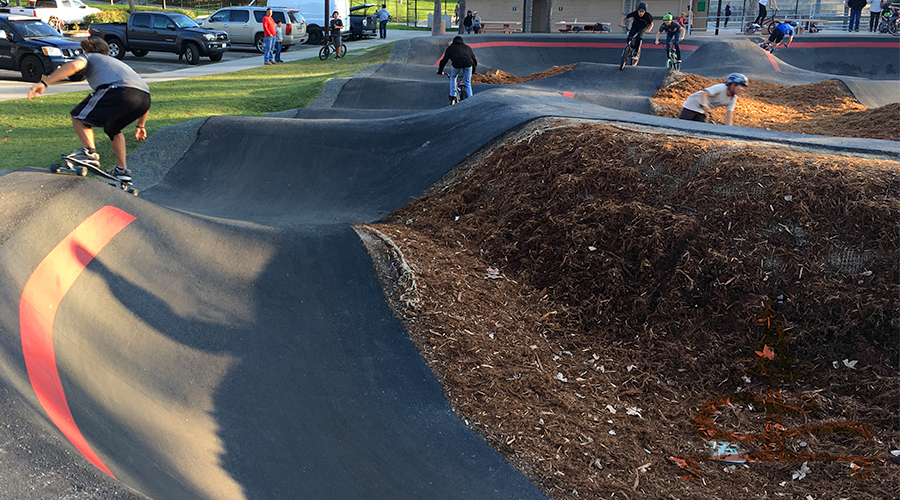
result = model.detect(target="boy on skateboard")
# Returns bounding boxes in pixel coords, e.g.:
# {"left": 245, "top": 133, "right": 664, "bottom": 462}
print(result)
{"left": 27, "top": 37, "right": 150, "bottom": 183}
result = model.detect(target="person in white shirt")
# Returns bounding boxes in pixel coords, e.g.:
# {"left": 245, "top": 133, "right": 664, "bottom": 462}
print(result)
{"left": 679, "top": 73, "right": 749, "bottom": 126}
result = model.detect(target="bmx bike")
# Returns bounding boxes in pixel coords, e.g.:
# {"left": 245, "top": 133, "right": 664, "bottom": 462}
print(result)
{"left": 619, "top": 36, "right": 642, "bottom": 70}
{"left": 318, "top": 38, "right": 347, "bottom": 60}
{"left": 744, "top": 9, "right": 779, "bottom": 35}
{"left": 665, "top": 43, "right": 681, "bottom": 70}
{"left": 444, "top": 72, "right": 469, "bottom": 104}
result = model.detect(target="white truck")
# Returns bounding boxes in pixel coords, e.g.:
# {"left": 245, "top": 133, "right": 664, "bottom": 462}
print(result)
{"left": 0, "top": 0, "right": 101, "bottom": 29}
{"left": 249, "top": 0, "right": 349, "bottom": 45}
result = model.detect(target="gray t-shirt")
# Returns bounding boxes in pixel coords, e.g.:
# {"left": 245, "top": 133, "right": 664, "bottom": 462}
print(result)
{"left": 78, "top": 53, "right": 150, "bottom": 94}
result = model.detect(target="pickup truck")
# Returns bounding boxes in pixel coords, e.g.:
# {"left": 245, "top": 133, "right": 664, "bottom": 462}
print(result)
{"left": 0, "top": 0, "right": 101, "bottom": 29}
{"left": 0, "top": 13, "right": 85, "bottom": 82}
{"left": 89, "top": 11, "right": 230, "bottom": 65}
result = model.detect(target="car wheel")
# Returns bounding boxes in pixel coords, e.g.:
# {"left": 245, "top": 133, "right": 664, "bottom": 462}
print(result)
{"left": 184, "top": 42, "right": 200, "bottom": 65}
{"left": 19, "top": 55, "right": 43, "bottom": 83}
{"left": 68, "top": 73, "right": 86, "bottom": 82}
{"left": 107, "top": 37, "right": 125, "bottom": 60}
{"left": 306, "top": 28, "right": 322, "bottom": 45}
{"left": 209, "top": 52, "right": 223, "bottom": 62}
{"left": 255, "top": 33, "right": 265, "bottom": 53}
{"left": 282, "top": 44, "right": 291, "bottom": 52}
{"left": 131, "top": 49, "right": 149, "bottom": 57}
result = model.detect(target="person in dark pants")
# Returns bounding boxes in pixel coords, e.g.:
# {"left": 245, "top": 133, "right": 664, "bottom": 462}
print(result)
{"left": 27, "top": 37, "right": 150, "bottom": 182}
{"left": 620, "top": 2, "right": 654, "bottom": 55}
{"left": 847, "top": 0, "right": 867, "bottom": 31}
{"left": 679, "top": 73, "right": 748, "bottom": 126}
{"left": 724, "top": 3, "right": 732, "bottom": 27}
{"left": 376, "top": 4, "right": 390, "bottom": 39}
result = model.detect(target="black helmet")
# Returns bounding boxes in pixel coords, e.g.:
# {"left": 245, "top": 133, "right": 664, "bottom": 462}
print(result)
{"left": 637, "top": 2, "right": 648, "bottom": 10}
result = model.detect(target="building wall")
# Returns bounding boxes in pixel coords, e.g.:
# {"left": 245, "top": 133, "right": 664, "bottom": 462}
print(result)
{"left": 464, "top": 0, "right": 697, "bottom": 33}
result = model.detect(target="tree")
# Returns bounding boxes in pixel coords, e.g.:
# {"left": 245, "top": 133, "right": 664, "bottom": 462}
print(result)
{"left": 457, "top": 0, "right": 466, "bottom": 34}
{"left": 432, "top": 0, "right": 442, "bottom": 36}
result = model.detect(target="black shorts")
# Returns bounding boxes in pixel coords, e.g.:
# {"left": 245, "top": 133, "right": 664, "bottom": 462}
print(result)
{"left": 679, "top": 107, "right": 708, "bottom": 122}
{"left": 767, "top": 30, "right": 785, "bottom": 43}
{"left": 71, "top": 86, "right": 151, "bottom": 140}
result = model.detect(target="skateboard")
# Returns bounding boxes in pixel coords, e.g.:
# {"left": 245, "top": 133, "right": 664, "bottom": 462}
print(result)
{"left": 50, "top": 155, "right": 138, "bottom": 196}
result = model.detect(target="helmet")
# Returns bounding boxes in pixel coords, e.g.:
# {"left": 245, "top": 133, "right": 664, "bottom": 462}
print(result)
{"left": 663, "top": 13, "right": 673, "bottom": 21}
{"left": 637, "top": 2, "right": 648, "bottom": 11}
{"left": 725, "top": 73, "right": 749, "bottom": 87}
{"left": 789, "top": 20, "right": 798, "bottom": 26}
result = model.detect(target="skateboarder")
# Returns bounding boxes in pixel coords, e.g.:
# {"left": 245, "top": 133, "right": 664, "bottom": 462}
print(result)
{"left": 27, "top": 37, "right": 150, "bottom": 183}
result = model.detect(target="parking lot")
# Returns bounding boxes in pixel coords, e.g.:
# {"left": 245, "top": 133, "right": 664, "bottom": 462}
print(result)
{"left": 0, "top": 29, "right": 429, "bottom": 101}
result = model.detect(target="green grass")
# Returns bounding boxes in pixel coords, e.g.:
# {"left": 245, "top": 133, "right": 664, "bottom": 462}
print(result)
{"left": 0, "top": 43, "right": 392, "bottom": 171}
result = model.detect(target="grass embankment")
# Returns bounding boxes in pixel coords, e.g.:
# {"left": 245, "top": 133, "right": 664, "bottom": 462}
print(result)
{"left": 0, "top": 43, "right": 392, "bottom": 171}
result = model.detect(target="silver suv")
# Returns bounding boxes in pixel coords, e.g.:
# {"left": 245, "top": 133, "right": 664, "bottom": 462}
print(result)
{"left": 199, "top": 6, "right": 307, "bottom": 53}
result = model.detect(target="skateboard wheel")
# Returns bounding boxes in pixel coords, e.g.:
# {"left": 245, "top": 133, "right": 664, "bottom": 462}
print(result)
{"left": 78, "top": 167, "right": 88, "bottom": 177}
{"left": 50, "top": 164, "right": 61, "bottom": 173}
{"left": 128, "top": 188, "right": 139, "bottom": 196}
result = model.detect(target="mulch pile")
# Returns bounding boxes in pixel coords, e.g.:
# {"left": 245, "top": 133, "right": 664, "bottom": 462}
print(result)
{"left": 360, "top": 117, "right": 899, "bottom": 498}
{"left": 474, "top": 65, "right": 577, "bottom": 84}
{"left": 651, "top": 73, "right": 899, "bottom": 140}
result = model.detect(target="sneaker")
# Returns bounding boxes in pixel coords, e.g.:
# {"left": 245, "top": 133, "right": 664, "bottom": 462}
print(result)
{"left": 334, "top": 56, "right": 341, "bottom": 60}
{"left": 68, "top": 147, "right": 99, "bottom": 163}
{"left": 105, "top": 166, "right": 132, "bottom": 183}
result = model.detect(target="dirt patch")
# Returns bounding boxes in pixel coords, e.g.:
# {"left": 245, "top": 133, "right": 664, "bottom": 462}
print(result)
{"left": 651, "top": 73, "right": 899, "bottom": 140}
{"left": 474, "top": 65, "right": 577, "bottom": 84}
{"left": 360, "top": 121, "right": 899, "bottom": 499}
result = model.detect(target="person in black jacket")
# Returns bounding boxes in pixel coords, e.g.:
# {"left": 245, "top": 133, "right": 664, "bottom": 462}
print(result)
{"left": 463, "top": 10, "right": 474, "bottom": 34}
{"left": 437, "top": 36, "right": 477, "bottom": 104}
{"left": 847, "top": 0, "right": 867, "bottom": 31}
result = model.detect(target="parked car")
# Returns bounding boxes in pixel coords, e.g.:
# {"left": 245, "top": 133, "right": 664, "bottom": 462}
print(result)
{"left": 257, "top": 0, "right": 349, "bottom": 45}
{"left": 0, "top": 13, "right": 85, "bottom": 82}
{"left": 89, "top": 11, "right": 230, "bottom": 65}
{"left": 0, "top": 0, "right": 100, "bottom": 29}
{"left": 199, "top": 6, "right": 306, "bottom": 53}
{"left": 348, "top": 3, "right": 376, "bottom": 40}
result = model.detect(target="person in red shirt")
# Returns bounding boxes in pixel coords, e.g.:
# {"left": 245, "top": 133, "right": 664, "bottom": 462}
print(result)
{"left": 262, "top": 8, "right": 277, "bottom": 65}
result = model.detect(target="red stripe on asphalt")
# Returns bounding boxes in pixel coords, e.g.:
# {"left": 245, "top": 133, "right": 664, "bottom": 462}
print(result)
{"left": 433, "top": 40, "right": 699, "bottom": 65}
{"left": 562, "top": 91, "right": 575, "bottom": 98}
{"left": 19, "top": 205, "right": 136, "bottom": 477}
{"left": 766, "top": 51, "right": 782, "bottom": 71}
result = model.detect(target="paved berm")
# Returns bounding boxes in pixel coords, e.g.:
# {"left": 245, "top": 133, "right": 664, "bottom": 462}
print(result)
{"left": 0, "top": 33, "right": 897, "bottom": 500}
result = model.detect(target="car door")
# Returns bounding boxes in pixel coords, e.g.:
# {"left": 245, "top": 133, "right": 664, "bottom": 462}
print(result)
{"left": 0, "top": 21, "right": 16, "bottom": 71}
{"left": 127, "top": 12, "right": 153, "bottom": 50}
{"left": 150, "top": 14, "right": 177, "bottom": 51}
{"left": 227, "top": 9, "right": 251, "bottom": 46}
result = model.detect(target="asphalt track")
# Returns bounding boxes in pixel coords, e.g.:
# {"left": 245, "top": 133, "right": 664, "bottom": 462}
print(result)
{"left": 0, "top": 33, "right": 898, "bottom": 500}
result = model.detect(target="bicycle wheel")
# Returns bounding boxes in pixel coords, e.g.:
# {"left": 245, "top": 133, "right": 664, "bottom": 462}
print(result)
{"left": 339, "top": 45, "right": 347, "bottom": 57}
{"left": 619, "top": 45, "right": 630, "bottom": 70}
{"left": 743, "top": 22, "right": 758, "bottom": 35}
{"left": 318, "top": 45, "right": 331, "bottom": 60}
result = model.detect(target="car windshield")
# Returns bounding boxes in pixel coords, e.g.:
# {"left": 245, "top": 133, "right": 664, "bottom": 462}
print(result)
{"left": 168, "top": 13, "right": 200, "bottom": 29}
{"left": 11, "top": 20, "right": 62, "bottom": 37}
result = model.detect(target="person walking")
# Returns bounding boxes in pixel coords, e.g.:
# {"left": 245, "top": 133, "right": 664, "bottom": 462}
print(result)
{"left": 329, "top": 10, "right": 344, "bottom": 60}
{"left": 869, "top": 0, "right": 884, "bottom": 31}
{"left": 437, "top": 36, "right": 477, "bottom": 104}
{"left": 376, "top": 4, "right": 390, "bottom": 39}
{"left": 679, "top": 73, "right": 749, "bottom": 126}
{"left": 262, "top": 8, "right": 276, "bottom": 65}
{"left": 27, "top": 37, "right": 150, "bottom": 183}
{"left": 847, "top": 0, "right": 867, "bottom": 31}
{"left": 274, "top": 20, "right": 285, "bottom": 63}
{"left": 724, "top": 3, "right": 732, "bottom": 27}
